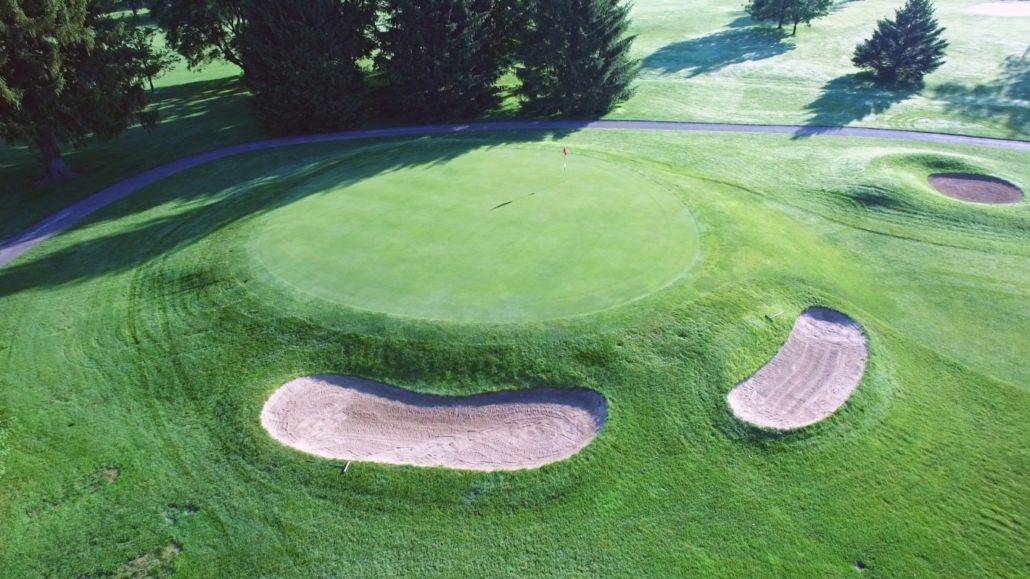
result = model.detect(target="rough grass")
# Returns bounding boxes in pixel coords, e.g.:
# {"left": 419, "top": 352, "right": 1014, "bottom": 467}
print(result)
{"left": 0, "top": 131, "right": 1028, "bottom": 577}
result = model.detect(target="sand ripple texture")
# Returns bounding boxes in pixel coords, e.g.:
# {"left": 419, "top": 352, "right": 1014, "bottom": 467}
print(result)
{"left": 261, "top": 375, "right": 607, "bottom": 471}
{"left": 728, "top": 308, "right": 868, "bottom": 430}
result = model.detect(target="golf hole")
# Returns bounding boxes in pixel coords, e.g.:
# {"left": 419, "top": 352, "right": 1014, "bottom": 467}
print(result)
{"left": 247, "top": 147, "right": 700, "bottom": 322}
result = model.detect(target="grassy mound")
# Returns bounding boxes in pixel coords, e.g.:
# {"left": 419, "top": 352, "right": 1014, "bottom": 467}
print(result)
{"left": 247, "top": 147, "right": 698, "bottom": 322}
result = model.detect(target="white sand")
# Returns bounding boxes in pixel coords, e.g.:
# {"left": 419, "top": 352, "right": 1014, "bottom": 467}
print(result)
{"left": 728, "top": 308, "right": 868, "bottom": 430}
{"left": 261, "top": 375, "right": 607, "bottom": 471}
{"left": 963, "top": 2, "right": 1030, "bottom": 16}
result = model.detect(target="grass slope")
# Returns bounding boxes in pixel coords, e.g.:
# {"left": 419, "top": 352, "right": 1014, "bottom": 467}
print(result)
{"left": 0, "top": 131, "right": 1028, "bottom": 577}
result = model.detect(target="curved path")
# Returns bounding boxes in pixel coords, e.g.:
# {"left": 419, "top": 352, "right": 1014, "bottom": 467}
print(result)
{"left": 2, "top": 120, "right": 1028, "bottom": 269}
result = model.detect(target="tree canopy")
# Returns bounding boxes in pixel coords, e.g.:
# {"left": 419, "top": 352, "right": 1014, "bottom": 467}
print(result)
{"left": 0, "top": 0, "right": 159, "bottom": 180}
{"left": 745, "top": 0, "right": 833, "bottom": 35}
{"left": 376, "top": 0, "right": 509, "bottom": 121}
{"left": 241, "top": 0, "right": 376, "bottom": 134}
{"left": 150, "top": 0, "right": 246, "bottom": 69}
{"left": 853, "top": 0, "right": 948, "bottom": 86}
{"left": 516, "top": 0, "right": 637, "bottom": 117}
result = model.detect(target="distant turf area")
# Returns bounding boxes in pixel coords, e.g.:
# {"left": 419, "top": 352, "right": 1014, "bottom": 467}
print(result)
{"left": 1, "top": 1, "right": 1029, "bottom": 577}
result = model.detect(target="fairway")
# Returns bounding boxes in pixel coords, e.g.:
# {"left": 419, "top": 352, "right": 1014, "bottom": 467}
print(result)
{"left": 248, "top": 147, "right": 699, "bottom": 321}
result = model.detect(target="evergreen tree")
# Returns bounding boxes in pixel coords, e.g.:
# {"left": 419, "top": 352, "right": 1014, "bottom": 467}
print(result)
{"left": 744, "top": 0, "right": 832, "bottom": 35}
{"left": 241, "top": 0, "right": 376, "bottom": 134}
{"left": 517, "top": 0, "right": 637, "bottom": 117}
{"left": 150, "top": 0, "right": 246, "bottom": 69}
{"left": 376, "top": 0, "right": 508, "bottom": 121}
{"left": 853, "top": 0, "right": 948, "bottom": 85}
{"left": 0, "top": 0, "right": 158, "bottom": 181}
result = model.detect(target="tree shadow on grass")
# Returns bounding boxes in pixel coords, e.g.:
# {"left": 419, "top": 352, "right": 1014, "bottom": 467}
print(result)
{"left": 933, "top": 50, "right": 1030, "bottom": 137}
{"left": 641, "top": 27, "right": 794, "bottom": 78}
{"left": 0, "top": 128, "right": 580, "bottom": 300}
{"left": 0, "top": 75, "right": 258, "bottom": 242}
{"left": 794, "top": 73, "right": 915, "bottom": 137}
{"left": 726, "top": 15, "right": 755, "bottom": 28}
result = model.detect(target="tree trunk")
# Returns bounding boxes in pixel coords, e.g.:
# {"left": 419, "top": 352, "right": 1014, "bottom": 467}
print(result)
{"left": 792, "top": 20, "right": 798, "bottom": 35}
{"left": 38, "top": 128, "right": 77, "bottom": 182}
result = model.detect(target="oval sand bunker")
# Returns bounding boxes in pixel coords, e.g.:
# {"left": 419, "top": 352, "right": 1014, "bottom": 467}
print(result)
{"left": 728, "top": 308, "right": 868, "bottom": 430}
{"left": 928, "top": 173, "right": 1023, "bottom": 204}
{"left": 261, "top": 375, "right": 607, "bottom": 470}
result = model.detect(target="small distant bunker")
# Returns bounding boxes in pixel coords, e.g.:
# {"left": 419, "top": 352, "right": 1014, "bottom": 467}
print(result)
{"left": 962, "top": 3, "right": 1030, "bottom": 16}
{"left": 728, "top": 308, "right": 868, "bottom": 430}
{"left": 928, "top": 173, "right": 1023, "bottom": 204}
{"left": 261, "top": 375, "right": 607, "bottom": 471}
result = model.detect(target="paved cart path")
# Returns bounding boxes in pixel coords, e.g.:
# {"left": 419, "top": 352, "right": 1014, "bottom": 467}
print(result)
{"left": 3, "top": 120, "right": 1029, "bottom": 268}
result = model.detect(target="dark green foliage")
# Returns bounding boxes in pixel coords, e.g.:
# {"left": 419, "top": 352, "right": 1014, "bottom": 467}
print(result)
{"left": 745, "top": 0, "right": 832, "bottom": 35}
{"left": 853, "top": 0, "right": 948, "bottom": 86}
{"left": 0, "top": 0, "right": 157, "bottom": 180}
{"left": 376, "top": 0, "right": 509, "bottom": 121}
{"left": 129, "top": 26, "right": 181, "bottom": 91}
{"left": 241, "top": 0, "right": 376, "bottom": 134}
{"left": 516, "top": 0, "right": 637, "bottom": 116}
{"left": 124, "top": 0, "right": 144, "bottom": 16}
{"left": 745, "top": 0, "right": 790, "bottom": 29}
{"left": 150, "top": 0, "right": 246, "bottom": 68}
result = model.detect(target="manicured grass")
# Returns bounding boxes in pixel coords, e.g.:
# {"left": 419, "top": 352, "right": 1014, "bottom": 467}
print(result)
{"left": 248, "top": 147, "right": 698, "bottom": 321}
{"left": 623, "top": 0, "right": 1030, "bottom": 139}
{"left": 0, "top": 130, "right": 1028, "bottom": 577}
{"left": 1, "top": 1, "right": 1029, "bottom": 577}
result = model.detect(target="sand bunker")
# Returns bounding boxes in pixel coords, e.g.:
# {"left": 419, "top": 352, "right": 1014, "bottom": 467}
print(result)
{"left": 928, "top": 173, "right": 1023, "bottom": 204}
{"left": 963, "top": 2, "right": 1030, "bottom": 16}
{"left": 728, "top": 308, "right": 868, "bottom": 430}
{"left": 260, "top": 375, "right": 607, "bottom": 471}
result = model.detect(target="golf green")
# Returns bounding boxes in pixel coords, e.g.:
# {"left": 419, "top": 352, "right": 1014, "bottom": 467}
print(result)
{"left": 247, "top": 147, "right": 699, "bottom": 322}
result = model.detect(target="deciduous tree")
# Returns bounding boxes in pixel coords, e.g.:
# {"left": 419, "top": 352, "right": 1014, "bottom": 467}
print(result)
{"left": 149, "top": 0, "right": 245, "bottom": 68}
{"left": 745, "top": 0, "right": 832, "bottom": 35}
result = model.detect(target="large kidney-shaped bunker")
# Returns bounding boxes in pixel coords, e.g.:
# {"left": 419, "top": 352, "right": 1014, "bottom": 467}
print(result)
{"left": 261, "top": 375, "right": 607, "bottom": 471}
{"left": 728, "top": 308, "right": 868, "bottom": 430}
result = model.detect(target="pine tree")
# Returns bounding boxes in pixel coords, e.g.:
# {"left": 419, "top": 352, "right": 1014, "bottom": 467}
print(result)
{"left": 376, "top": 0, "right": 508, "bottom": 121}
{"left": 517, "top": 0, "right": 637, "bottom": 116}
{"left": 744, "top": 0, "right": 832, "bottom": 35}
{"left": 241, "top": 0, "right": 376, "bottom": 134}
{"left": 853, "top": 0, "right": 948, "bottom": 85}
{"left": 0, "top": 0, "right": 158, "bottom": 181}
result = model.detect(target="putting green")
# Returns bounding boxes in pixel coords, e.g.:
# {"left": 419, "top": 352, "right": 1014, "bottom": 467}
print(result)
{"left": 247, "top": 147, "right": 699, "bottom": 322}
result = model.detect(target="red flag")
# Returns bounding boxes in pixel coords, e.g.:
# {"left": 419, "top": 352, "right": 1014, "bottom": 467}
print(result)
{"left": 563, "top": 147, "right": 567, "bottom": 157}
